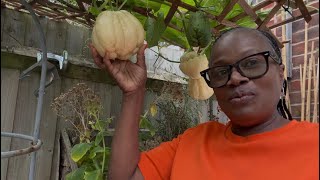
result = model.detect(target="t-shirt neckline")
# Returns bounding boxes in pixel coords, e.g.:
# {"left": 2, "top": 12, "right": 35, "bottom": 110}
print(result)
{"left": 224, "top": 120, "right": 299, "bottom": 143}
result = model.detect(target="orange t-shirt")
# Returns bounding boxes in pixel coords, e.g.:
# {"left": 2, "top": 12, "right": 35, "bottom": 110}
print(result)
{"left": 138, "top": 120, "right": 319, "bottom": 180}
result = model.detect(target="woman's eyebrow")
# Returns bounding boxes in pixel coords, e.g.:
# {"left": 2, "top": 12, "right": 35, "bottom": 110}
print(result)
{"left": 211, "top": 58, "right": 230, "bottom": 66}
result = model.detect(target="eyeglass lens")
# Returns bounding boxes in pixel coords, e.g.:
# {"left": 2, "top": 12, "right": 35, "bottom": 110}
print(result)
{"left": 205, "top": 52, "right": 268, "bottom": 88}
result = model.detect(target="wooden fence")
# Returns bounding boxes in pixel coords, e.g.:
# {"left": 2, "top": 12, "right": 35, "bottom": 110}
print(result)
{"left": 1, "top": 8, "right": 227, "bottom": 180}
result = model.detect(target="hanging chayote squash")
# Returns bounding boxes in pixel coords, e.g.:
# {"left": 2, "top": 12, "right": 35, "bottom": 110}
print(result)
{"left": 92, "top": 10, "right": 145, "bottom": 60}
{"left": 180, "top": 51, "right": 214, "bottom": 100}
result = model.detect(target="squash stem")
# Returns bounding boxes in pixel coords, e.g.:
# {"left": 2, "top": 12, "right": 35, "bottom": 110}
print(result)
{"left": 118, "top": 0, "right": 128, "bottom": 10}
{"left": 94, "top": 115, "right": 106, "bottom": 177}
{"left": 98, "top": 0, "right": 109, "bottom": 11}
{"left": 199, "top": 38, "right": 215, "bottom": 55}
{"left": 149, "top": 48, "right": 180, "bottom": 63}
{"left": 108, "top": 0, "right": 114, "bottom": 11}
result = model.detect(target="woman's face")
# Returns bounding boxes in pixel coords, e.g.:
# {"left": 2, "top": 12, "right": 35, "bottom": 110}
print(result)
{"left": 210, "top": 29, "right": 284, "bottom": 127}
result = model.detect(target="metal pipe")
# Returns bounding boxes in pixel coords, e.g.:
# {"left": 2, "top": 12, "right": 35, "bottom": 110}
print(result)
{"left": 1, "top": 132, "right": 42, "bottom": 159}
{"left": 18, "top": 0, "right": 47, "bottom": 180}
{"left": 285, "top": 10, "right": 293, "bottom": 79}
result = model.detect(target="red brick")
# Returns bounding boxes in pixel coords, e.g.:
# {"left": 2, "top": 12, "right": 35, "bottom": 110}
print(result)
{"left": 292, "top": 39, "right": 319, "bottom": 56}
{"left": 290, "top": 104, "right": 302, "bottom": 118}
{"left": 267, "top": 19, "right": 274, "bottom": 27}
{"left": 290, "top": 104, "right": 319, "bottom": 120}
{"left": 289, "top": 91, "right": 316, "bottom": 104}
{"left": 263, "top": 2, "right": 276, "bottom": 10}
{"left": 292, "top": 13, "right": 319, "bottom": 33}
{"left": 308, "top": 1, "right": 319, "bottom": 8}
{"left": 289, "top": 80, "right": 301, "bottom": 92}
{"left": 292, "top": 26, "right": 319, "bottom": 44}
{"left": 291, "top": 68, "right": 300, "bottom": 80}
{"left": 289, "top": 79, "right": 316, "bottom": 92}
{"left": 292, "top": 54, "right": 319, "bottom": 68}
{"left": 291, "top": 61, "right": 319, "bottom": 80}
{"left": 276, "top": 26, "right": 282, "bottom": 37}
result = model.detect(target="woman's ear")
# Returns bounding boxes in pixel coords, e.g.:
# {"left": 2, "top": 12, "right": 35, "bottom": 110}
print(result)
{"left": 279, "top": 64, "right": 285, "bottom": 79}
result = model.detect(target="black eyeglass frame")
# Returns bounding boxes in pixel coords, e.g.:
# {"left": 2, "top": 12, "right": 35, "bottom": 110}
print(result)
{"left": 200, "top": 51, "right": 281, "bottom": 88}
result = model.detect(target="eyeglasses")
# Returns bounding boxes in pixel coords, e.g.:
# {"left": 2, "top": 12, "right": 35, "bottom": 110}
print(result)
{"left": 200, "top": 51, "right": 280, "bottom": 88}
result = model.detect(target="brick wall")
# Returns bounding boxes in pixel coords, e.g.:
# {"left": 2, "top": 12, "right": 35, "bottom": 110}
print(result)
{"left": 271, "top": 1, "right": 319, "bottom": 121}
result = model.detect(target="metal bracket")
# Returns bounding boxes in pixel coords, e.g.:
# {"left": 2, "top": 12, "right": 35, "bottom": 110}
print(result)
{"left": 19, "top": 50, "right": 68, "bottom": 80}
{"left": 36, "top": 50, "right": 68, "bottom": 70}
{"left": 19, "top": 51, "right": 68, "bottom": 97}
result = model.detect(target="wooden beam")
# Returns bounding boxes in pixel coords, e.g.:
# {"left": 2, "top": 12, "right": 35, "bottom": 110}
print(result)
{"left": 14, "top": 0, "right": 37, "bottom": 11}
{"left": 75, "top": 0, "right": 85, "bottom": 10}
{"left": 217, "top": 0, "right": 239, "bottom": 22}
{"left": 56, "top": 0, "right": 80, "bottom": 10}
{"left": 164, "top": 0, "right": 180, "bottom": 26}
{"left": 61, "top": 129, "right": 78, "bottom": 171}
{"left": 258, "top": 0, "right": 286, "bottom": 29}
{"left": 133, "top": 6, "right": 183, "bottom": 32}
{"left": 40, "top": 0, "right": 82, "bottom": 13}
{"left": 295, "top": 0, "right": 312, "bottom": 22}
{"left": 269, "top": 9, "right": 317, "bottom": 29}
{"left": 238, "top": 0, "right": 263, "bottom": 25}
{"left": 74, "top": 0, "right": 93, "bottom": 26}
{"left": 215, "top": 0, "right": 274, "bottom": 30}
{"left": 220, "top": 19, "right": 239, "bottom": 28}
{"left": 166, "top": 0, "right": 198, "bottom": 12}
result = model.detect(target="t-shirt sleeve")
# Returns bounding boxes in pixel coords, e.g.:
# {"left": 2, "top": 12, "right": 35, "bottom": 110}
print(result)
{"left": 138, "top": 134, "right": 182, "bottom": 180}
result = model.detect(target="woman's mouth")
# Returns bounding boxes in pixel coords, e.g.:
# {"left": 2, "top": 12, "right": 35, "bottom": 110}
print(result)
{"left": 229, "top": 92, "right": 256, "bottom": 105}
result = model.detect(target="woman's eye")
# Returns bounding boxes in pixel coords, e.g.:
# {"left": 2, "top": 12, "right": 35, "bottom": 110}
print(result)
{"left": 217, "top": 69, "right": 228, "bottom": 76}
{"left": 243, "top": 59, "right": 258, "bottom": 67}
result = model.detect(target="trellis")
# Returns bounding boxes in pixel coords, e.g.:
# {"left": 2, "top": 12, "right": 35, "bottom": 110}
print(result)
{"left": 1, "top": 0, "right": 317, "bottom": 48}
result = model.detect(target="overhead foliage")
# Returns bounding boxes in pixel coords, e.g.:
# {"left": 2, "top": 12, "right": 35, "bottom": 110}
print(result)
{"left": 85, "top": 0, "right": 269, "bottom": 51}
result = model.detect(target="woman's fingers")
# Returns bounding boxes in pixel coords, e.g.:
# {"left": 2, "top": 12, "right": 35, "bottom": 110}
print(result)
{"left": 90, "top": 44, "right": 106, "bottom": 69}
{"left": 102, "top": 52, "right": 115, "bottom": 73}
{"left": 136, "top": 44, "right": 148, "bottom": 68}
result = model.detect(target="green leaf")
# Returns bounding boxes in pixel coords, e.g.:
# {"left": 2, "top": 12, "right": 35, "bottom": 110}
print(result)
{"left": 135, "top": 0, "right": 163, "bottom": 12}
{"left": 236, "top": 16, "right": 256, "bottom": 28}
{"left": 89, "top": 146, "right": 104, "bottom": 159}
{"left": 94, "top": 132, "right": 103, "bottom": 146}
{"left": 66, "top": 167, "right": 86, "bottom": 180}
{"left": 139, "top": 116, "right": 156, "bottom": 136}
{"left": 162, "top": 27, "right": 189, "bottom": 49}
{"left": 144, "top": 12, "right": 167, "bottom": 47}
{"left": 200, "top": 0, "right": 230, "bottom": 16}
{"left": 88, "top": 6, "right": 101, "bottom": 16}
{"left": 185, "top": 11, "right": 212, "bottom": 48}
{"left": 225, "top": 4, "right": 244, "bottom": 20}
{"left": 84, "top": 170, "right": 103, "bottom": 180}
{"left": 149, "top": 103, "right": 158, "bottom": 117}
{"left": 71, "top": 143, "right": 92, "bottom": 162}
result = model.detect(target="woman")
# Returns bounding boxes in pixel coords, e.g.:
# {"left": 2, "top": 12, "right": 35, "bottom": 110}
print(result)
{"left": 90, "top": 27, "right": 319, "bottom": 180}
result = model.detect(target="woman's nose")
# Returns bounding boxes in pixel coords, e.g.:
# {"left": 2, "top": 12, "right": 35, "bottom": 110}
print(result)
{"left": 226, "top": 68, "right": 249, "bottom": 87}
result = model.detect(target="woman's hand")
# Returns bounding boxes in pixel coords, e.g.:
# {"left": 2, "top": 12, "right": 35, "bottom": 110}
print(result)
{"left": 90, "top": 44, "right": 148, "bottom": 95}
